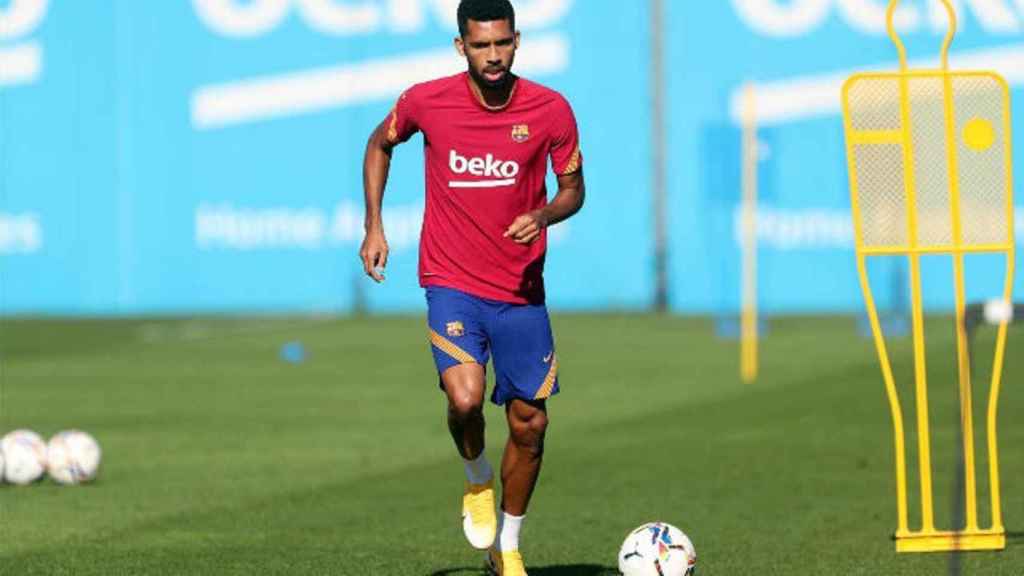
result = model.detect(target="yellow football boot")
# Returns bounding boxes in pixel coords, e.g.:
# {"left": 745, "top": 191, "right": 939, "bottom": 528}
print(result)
{"left": 487, "top": 548, "right": 528, "bottom": 576}
{"left": 461, "top": 480, "right": 497, "bottom": 549}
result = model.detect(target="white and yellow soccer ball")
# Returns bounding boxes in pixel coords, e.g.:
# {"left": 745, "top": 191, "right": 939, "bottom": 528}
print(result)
{"left": 46, "top": 430, "right": 102, "bottom": 485}
{"left": 1, "top": 429, "right": 48, "bottom": 485}
{"left": 618, "top": 522, "right": 696, "bottom": 576}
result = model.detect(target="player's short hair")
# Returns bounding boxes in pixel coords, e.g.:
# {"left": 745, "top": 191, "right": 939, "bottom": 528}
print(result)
{"left": 457, "top": 0, "right": 516, "bottom": 37}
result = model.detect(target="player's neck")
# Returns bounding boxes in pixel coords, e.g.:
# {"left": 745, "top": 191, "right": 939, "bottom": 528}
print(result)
{"left": 467, "top": 73, "right": 518, "bottom": 111}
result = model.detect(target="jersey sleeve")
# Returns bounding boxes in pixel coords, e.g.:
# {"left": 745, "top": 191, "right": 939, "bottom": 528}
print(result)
{"left": 383, "top": 89, "right": 420, "bottom": 144}
{"left": 548, "top": 97, "right": 583, "bottom": 175}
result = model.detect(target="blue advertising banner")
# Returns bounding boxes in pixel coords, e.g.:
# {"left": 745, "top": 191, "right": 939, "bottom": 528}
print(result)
{"left": 1, "top": 0, "right": 651, "bottom": 314}
{"left": 1, "top": 0, "right": 1022, "bottom": 315}
{"left": 671, "top": 0, "right": 1024, "bottom": 314}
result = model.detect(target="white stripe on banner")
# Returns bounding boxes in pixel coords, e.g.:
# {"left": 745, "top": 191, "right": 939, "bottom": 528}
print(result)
{"left": 191, "top": 33, "right": 570, "bottom": 130}
{"left": 730, "top": 42, "right": 1024, "bottom": 127}
{"left": 0, "top": 42, "right": 41, "bottom": 87}
{"left": 448, "top": 179, "right": 516, "bottom": 188}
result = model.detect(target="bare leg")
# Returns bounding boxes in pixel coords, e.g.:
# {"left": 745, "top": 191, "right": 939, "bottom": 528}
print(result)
{"left": 441, "top": 363, "right": 487, "bottom": 459}
{"left": 500, "top": 398, "right": 548, "bottom": 515}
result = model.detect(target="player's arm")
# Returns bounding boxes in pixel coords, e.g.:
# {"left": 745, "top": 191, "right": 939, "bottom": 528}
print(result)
{"left": 360, "top": 120, "right": 398, "bottom": 282}
{"left": 504, "top": 169, "right": 585, "bottom": 245}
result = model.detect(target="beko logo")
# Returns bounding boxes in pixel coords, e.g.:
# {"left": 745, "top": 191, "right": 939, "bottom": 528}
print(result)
{"left": 189, "top": 0, "right": 573, "bottom": 129}
{"left": 192, "top": 0, "right": 572, "bottom": 37}
{"left": 733, "top": 0, "right": 1024, "bottom": 37}
{"left": 448, "top": 150, "right": 520, "bottom": 188}
{"left": 0, "top": 0, "right": 49, "bottom": 87}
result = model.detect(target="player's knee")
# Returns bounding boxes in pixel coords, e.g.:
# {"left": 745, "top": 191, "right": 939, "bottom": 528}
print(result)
{"left": 529, "top": 410, "right": 549, "bottom": 438}
{"left": 510, "top": 410, "right": 547, "bottom": 454}
{"left": 448, "top": 393, "right": 484, "bottom": 423}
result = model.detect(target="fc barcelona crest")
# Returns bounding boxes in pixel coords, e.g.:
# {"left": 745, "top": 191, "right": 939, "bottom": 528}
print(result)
{"left": 511, "top": 124, "right": 530, "bottom": 143}
{"left": 446, "top": 321, "right": 465, "bottom": 337}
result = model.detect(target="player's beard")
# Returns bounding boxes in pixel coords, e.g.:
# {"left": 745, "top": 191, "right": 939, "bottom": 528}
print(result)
{"left": 469, "top": 63, "right": 515, "bottom": 91}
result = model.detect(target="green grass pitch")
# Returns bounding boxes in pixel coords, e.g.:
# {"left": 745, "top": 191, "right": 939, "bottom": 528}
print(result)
{"left": 1, "top": 315, "right": 1022, "bottom": 575}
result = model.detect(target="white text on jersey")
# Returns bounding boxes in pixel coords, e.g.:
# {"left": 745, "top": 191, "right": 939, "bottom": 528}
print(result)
{"left": 448, "top": 150, "right": 520, "bottom": 188}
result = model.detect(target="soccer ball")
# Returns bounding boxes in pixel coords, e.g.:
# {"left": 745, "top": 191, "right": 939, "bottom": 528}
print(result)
{"left": 47, "top": 430, "right": 102, "bottom": 485}
{"left": 1, "top": 429, "right": 48, "bottom": 485}
{"left": 618, "top": 522, "right": 697, "bottom": 576}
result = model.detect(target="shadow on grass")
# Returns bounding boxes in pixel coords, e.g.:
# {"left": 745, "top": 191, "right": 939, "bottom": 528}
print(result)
{"left": 1005, "top": 531, "right": 1024, "bottom": 541}
{"left": 429, "top": 564, "right": 617, "bottom": 576}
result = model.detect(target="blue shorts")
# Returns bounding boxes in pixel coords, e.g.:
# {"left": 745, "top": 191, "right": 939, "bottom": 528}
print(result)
{"left": 426, "top": 286, "right": 559, "bottom": 405}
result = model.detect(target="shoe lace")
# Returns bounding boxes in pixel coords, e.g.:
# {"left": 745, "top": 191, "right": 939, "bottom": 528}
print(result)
{"left": 466, "top": 483, "right": 494, "bottom": 525}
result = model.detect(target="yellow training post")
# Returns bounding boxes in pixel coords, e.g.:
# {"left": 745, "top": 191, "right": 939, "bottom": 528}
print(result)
{"left": 741, "top": 83, "right": 759, "bottom": 384}
{"left": 841, "top": 0, "right": 1015, "bottom": 553}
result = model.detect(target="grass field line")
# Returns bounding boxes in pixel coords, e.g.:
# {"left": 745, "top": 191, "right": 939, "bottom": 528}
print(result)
{"left": 134, "top": 317, "right": 345, "bottom": 345}
{"left": 0, "top": 316, "right": 346, "bottom": 360}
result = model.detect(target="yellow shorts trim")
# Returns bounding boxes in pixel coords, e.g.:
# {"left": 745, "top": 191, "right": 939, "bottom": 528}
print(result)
{"left": 429, "top": 329, "right": 476, "bottom": 364}
{"left": 533, "top": 355, "right": 558, "bottom": 400}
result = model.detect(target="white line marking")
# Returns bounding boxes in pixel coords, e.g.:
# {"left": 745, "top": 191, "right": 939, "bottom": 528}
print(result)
{"left": 191, "top": 33, "right": 570, "bottom": 130}
{"left": 448, "top": 179, "right": 516, "bottom": 188}
{"left": 730, "top": 42, "right": 1024, "bottom": 126}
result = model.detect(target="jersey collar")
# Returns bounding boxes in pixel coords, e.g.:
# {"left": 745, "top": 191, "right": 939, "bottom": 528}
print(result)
{"left": 464, "top": 72, "right": 519, "bottom": 112}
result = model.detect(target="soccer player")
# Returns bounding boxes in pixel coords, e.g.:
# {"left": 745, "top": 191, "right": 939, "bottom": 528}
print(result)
{"left": 359, "top": 1, "right": 584, "bottom": 573}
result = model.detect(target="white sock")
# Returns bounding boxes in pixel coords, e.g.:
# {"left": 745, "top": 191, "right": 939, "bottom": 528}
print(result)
{"left": 495, "top": 512, "right": 524, "bottom": 552}
{"left": 463, "top": 452, "right": 493, "bottom": 485}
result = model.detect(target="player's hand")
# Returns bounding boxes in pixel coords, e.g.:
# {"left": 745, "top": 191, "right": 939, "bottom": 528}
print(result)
{"left": 503, "top": 210, "right": 547, "bottom": 244}
{"left": 359, "top": 228, "right": 389, "bottom": 283}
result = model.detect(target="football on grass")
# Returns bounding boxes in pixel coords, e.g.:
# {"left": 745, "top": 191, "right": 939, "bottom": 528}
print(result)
{"left": 618, "top": 522, "right": 696, "bottom": 576}
{"left": 1, "top": 429, "right": 48, "bottom": 485}
{"left": 47, "top": 430, "right": 102, "bottom": 485}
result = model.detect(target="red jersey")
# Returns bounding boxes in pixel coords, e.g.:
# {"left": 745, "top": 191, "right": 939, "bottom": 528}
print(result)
{"left": 384, "top": 72, "right": 582, "bottom": 304}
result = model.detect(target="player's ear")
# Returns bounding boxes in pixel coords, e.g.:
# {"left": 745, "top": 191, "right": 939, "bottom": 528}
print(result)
{"left": 455, "top": 36, "right": 466, "bottom": 57}
{"left": 515, "top": 31, "right": 520, "bottom": 50}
